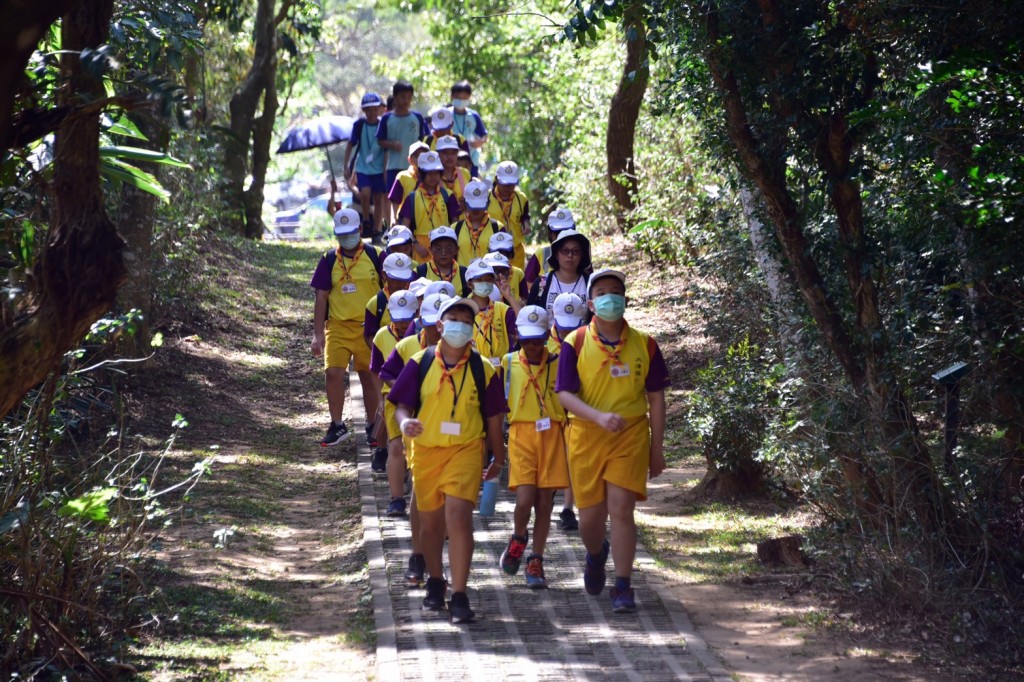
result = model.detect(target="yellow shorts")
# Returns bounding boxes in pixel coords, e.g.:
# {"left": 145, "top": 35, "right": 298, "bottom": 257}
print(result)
{"left": 508, "top": 422, "right": 569, "bottom": 490}
{"left": 567, "top": 416, "right": 651, "bottom": 509}
{"left": 512, "top": 243, "right": 526, "bottom": 271}
{"left": 324, "top": 319, "right": 371, "bottom": 371}
{"left": 411, "top": 441, "right": 484, "bottom": 512}
{"left": 384, "top": 399, "right": 401, "bottom": 441}
{"left": 404, "top": 436, "right": 414, "bottom": 471}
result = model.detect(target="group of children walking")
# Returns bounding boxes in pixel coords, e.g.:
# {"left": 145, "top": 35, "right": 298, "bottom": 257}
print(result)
{"left": 309, "top": 80, "right": 670, "bottom": 625}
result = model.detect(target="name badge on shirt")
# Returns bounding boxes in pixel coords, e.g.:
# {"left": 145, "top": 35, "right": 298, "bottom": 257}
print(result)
{"left": 610, "top": 364, "right": 631, "bottom": 378}
{"left": 440, "top": 421, "right": 462, "bottom": 436}
{"left": 535, "top": 417, "right": 551, "bottom": 432}
{"left": 490, "top": 357, "right": 501, "bottom": 367}
{"left": 341, "top": 283, "right": 358, "bottom": 294}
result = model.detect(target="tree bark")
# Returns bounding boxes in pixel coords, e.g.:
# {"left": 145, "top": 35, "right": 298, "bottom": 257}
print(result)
{"left": 0, "top": 0, "right": 126, "bottom": 419}
{"left": 224, "top": 0, "right": 279, "bottom": 238}
{"left": 606, "top": 5, "right": 648, "bottom": 232}
{"left": 0, "top": 0, "right": 72, "bottom": 151}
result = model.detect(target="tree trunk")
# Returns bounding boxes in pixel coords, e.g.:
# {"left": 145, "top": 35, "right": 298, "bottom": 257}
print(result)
{"left": 224, "top": 0, "right": 278, "bottom": 237}
{"left": 0, "top": 1, "right": 71, "bottom": 151}
{"left": 0, "top": 0, "right": 126, "bottom": 419}
{"left": 606, "top": 5, "right": 648, "bottom": 232}
{"left": 116, "top": 107, "right": 169, "bottom": 348}
{"left": 243, "top": 44, "right": 278, "bottom": 240}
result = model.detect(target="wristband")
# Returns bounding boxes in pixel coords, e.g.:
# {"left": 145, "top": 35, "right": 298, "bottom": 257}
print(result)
{"left": 400, "top": 418, "right": 412, "bottom": 435}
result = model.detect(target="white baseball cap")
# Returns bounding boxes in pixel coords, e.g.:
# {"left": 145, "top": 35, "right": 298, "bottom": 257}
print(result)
{"left": 552, "top": 293, "right": 585, "bottom": 329}
{"left": 429, "top": 225, "right": 458, "bottom": 243}
{"left": 547, "top": 207, "right": 575, "bottom": 230}
{"left": 383, "top": 252, "right": 414, "bottom": 281}
{"left": 495, "top": 160, "right": 520, "bottom": 185}
{"left": 386, "top": 225, "right": 414, "bottom": 247}
{"left": 438, "top": 296, "right": 480, "bottom": 319}
{"left": 387, "top": 290, "right": 418, "bottom": 321}
{"left": 587, "top": 268, "right": 626, "bottom": 295}
{"left": 464, "top": 180, "right": 490, "bottom": 210}
{"left": 516, "top": 305, "right": 550, "bottom": 340}
{"left": 435, "top": 135, "right": 460, "bottom": 152}
{"left": 409, "top": 277, "right": 431, "bottom": 298}
{"left": 464, "top": 259, "right": 495, "bottom": 282}
{"left": 430, "top": 107, "right": 454, "bottom": 131}
{"left": 483, "top": 252, "right": 510, "bottom": 270}
{"left": 417, "top": 151, "right": 443, "bottom": 172}
{"left": 408, "top": 140, "right": 430, "bottom": 158}
{"left": 333, "top": 208, "right": 361, "bottom": 235}
{"left": 488, "top": 231, "right": 514, "bottom": 253}
{"left": 423, "top": 280, "right": 456, "bottom": 298}
{"left": 420, "top": 293, "right": 450, "bottom": 324}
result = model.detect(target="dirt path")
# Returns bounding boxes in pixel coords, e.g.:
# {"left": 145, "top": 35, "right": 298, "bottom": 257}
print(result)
{"left": 128, "top": 239, "right": 374, "bottom": 680}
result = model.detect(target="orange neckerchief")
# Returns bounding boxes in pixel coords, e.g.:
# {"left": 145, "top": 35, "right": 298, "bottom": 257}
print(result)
{"left": 516, "top": 348, "right": 551, "bottom": 414}
{"left": 465, "top": 216, "right": 489, "bottom": 253}
{"left": 492, "top": 187, "right": 518, "bottom": 227}
{"left": 475, "top": 304, "right": 496, "bottom": 353}
{"left": 430, "top": 261, "right": 457, "bottom": 283}
{"left": 588, "top": 320, "right": 629, "bottom": 370}
{"left": 433, "top": 342, "right": 470, "bottom": 399}
{"left": 418, "top": 188, "right": 444, "bottom": 229}
{"left": 335, "top": 243, "right": 365, "bottom": 283}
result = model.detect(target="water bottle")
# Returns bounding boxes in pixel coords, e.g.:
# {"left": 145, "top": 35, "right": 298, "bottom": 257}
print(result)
{"left": 479, "top": 478, "right": 499, "bottom": 517}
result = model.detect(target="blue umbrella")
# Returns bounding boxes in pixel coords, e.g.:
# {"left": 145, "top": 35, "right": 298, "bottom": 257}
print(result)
{"left": 276, "top": 115, "right": 355, "bottom": 182}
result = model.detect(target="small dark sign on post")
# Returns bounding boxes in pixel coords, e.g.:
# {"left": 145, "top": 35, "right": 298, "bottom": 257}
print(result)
{"left": 931, "top": 362, "right": 970, "bottom": 475}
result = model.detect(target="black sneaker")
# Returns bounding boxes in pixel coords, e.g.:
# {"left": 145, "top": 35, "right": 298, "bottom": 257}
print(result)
{"left": 560, "top": 507, "right": 579, "bottom": 531}
{"left": 365, "top": 422, "right": 378, "bottom": 448}
{"left": 448, "top": 591, "right": 475, "bottom": 623}
{"left": 422, "top": 577, "right": 447, "bottom": 611}
{"left": 405, "top": 553, "right": 426, "bottom": 587}
{"left": 371, "top": 447, "right": 388, "bottom": 472}
{"left": 321, "top": 422, "right": 351, "bottom": 447}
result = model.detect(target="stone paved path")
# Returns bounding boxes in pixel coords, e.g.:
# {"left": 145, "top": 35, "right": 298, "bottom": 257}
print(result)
{"left": 352, "top": 377, "right": 729, "bottom": 681}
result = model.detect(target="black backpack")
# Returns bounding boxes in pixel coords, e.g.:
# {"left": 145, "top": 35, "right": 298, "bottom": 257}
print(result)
{"left": 414, "top": 346, "right": 488, "bottom": 421}
{"left": 324, "top": 243, "right": 383, "bottom": 289}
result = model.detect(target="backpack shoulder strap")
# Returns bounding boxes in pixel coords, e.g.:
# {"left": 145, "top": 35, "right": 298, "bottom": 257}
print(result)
{"left": 454, "top": 219, "right": 465, "bottom": 237}
{"left": 572, "top": 326, "right": 586, "bottom": 357}
{"left": 363, "top": 244, "right": 383, "bottom": 288}
{"left": 375, "top": 290, "right": 387, "bottom": 323}
{"left": 324, "top": 248, "right": 336, "bottom": 270}
{"left": 413, "top": 346, "right": 436, "bottom": 417}
{"left": 467, "top": 350, "right": 488, "bottom": 420}
{"left": 502, "top": 352, "right": 516, "bottom": 400}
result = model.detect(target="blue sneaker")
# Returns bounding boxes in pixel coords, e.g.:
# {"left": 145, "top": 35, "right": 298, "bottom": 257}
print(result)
{"left": 524, "top": 554, "right": 547, "bottom": 589}
{"left": 610, "top": 586, "right": 637, "bottom": 613}
{"left": 583, "top": 539, "right": 610, "bottom": 596}
{"left": 386, "top": 497, "right": 407, "bottom": 517}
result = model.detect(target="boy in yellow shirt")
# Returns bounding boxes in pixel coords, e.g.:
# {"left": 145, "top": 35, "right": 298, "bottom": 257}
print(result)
{"left": 370, "top": 290, "right": 419, "bottom": 492}
{"left": 309, "top": 209, "right": 385, "bottom": 446}
{"left": 549, "top": 292, "right": 586, "bottom": 531}
{"left": 379, "top": 292, "right": 449, "bottom": 587}
{"left": 390, "top": 297, "right": 508, "bottom": 623}
{"left": 483, "top": 233, "right": 527, "bottom": 307}
{"left": 436, "top": 135, "right": 471, "bottom": 207}
{"left": 465, "top": 260, "right": 517, "bottom": 364}
{"left": 498, "top": 306, "right": 569, "bottom": 589}
{"left": 398, "top": 151, "right": 462, "bottom": 262}
{"left": 415, "top": 226, "right": 470, "bottom": 296}
{"left": 455, "top": 180, "right": 505, "bottom": 266}
{"left": 555, "top": 269, "right": 670, "bottom": 614}
{"left": 386, "top": 141, "right": 429, "bottom": 211}
{"left": 487, "top": 161, "right": 530, "bottom": 269}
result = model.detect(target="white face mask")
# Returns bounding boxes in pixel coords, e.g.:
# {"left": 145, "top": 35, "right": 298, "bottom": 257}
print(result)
{"left": 472, "top": 282, "right": 494, "bottom": 297}
{"left": 451, "top": 98, "right": 469, "bottom": 109}
{"left": 337, "top": 233, "right": 361, "bottom": 250}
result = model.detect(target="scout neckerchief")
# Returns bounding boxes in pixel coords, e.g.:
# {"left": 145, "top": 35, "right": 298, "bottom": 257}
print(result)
{"left": 588, "top": 319, "right": 629, "bottom": 371}
{"left": 335, "top": 243, "right": 365, "bottom": 284}
{"left": 516, "top": 348, "right": 553, "bottom": 415}
{"left": 465, "top": 215, "right": 489, "bottom": 255}
{"left": 417, "top": 329, "right": 429, "bottom": 349}
{"left": 430, "top": 260, "right": 457, "bottom": 283}
{"left": 433, "top": 342, "right": 471, "bottom": 404}
{"left": 442, "top": 168, "right": 467, "bottom": 196}
{"left": 492, "top": 186, "right": 519, "bottom": 229}
{"left": 418, "top": 187, "right": 444, "bottom": 230}
{"left": 475, "top": 304, "right": 497, "bottom": 354}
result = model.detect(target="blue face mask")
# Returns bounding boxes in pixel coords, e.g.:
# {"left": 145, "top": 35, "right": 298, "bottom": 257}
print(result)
{"left": 337, "top": 233, "right": 361, "bottom": 250}
{"left": 592, "top": 294, "right": 626, "bottom": 322}
{"left": 472, "top": 282, "right": 494, "bottom": 297}
{"left": 451, "top": 98, "right": 469, "bottom": 109}
{"left": 441, "top": 320, "right": 474, "bottom": 348}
